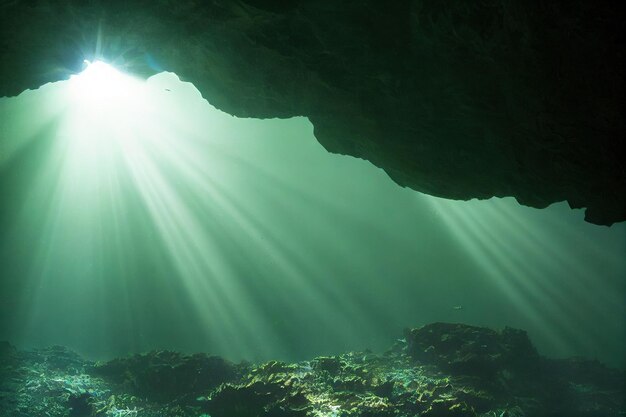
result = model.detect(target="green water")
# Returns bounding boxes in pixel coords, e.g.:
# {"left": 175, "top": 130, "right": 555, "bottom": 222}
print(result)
{"left": 0, "top": 68, "right": 624, "bottom": 367}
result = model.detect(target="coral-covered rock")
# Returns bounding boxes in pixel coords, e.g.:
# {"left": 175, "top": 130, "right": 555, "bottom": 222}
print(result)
{"left": 405, "top": 323, "right": 539, "bottom": 380}
{"left": 206, "top": 381, "right": 309, "bottom": 417}
{"left": 1, "top": 324, "right": 624, "bottom": 416}
{"left": 93, "top": 350, "right": 243, "bottom": 403}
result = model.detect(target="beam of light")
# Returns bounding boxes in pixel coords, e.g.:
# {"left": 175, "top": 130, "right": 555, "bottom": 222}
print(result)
{"left": 57, "top": 64, "right": 281, "bottom": 357}
{"left": 0, "top": 61, "right": 624, "bottom": 367}
{"left": 2, "top": 64, "right": 385, "bottom": 360}
{"left": 428, "top": 196, "right": 626, "bottom": 361}
{"left": 0, "top": 82, "right": 68, "bottom": 167}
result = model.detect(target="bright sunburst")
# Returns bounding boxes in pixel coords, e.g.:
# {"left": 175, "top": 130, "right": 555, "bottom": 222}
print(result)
{"left": 65, "top": 60, "right": 148, "bottom": 142}
{"left": 71, "top": 61, "right": 137, "bottom": 103}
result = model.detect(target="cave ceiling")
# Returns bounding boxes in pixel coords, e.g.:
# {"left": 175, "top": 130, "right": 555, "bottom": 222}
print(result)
{"left": 1, "top": 0, "right": 624, "bottom": 224}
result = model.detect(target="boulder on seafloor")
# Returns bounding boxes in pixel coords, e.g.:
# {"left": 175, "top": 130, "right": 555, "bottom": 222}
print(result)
{"left": 206, "top": 380, "right": 309, "bottom": 417}
{"left": 92, "top": 350, "right": 244, "bottom": 403}
{"left": 405, "top": 322, "right": 539, "bottom": 379}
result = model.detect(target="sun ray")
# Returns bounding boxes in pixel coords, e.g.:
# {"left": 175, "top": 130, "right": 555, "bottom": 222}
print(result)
{"left": 1, "top": 62, "right": 624, "bottom": 367}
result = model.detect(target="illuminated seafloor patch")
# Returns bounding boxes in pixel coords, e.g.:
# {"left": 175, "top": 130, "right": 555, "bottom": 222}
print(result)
{"left": 0, "top": 323, "right": 623, "bottom": 417}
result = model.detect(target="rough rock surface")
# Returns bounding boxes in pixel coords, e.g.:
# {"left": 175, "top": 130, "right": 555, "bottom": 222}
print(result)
{"left": 0, "top": 1, "right": 624, "bottom": 224}
{"left": 1, "top": 323, "right": 624, "bottom": 416}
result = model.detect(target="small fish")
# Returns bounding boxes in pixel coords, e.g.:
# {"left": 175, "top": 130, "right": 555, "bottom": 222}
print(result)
{"left": 452, "top": 305, "right": 463, "bottom": 310}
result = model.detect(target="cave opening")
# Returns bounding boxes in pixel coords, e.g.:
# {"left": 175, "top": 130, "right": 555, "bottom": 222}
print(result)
{"left": 1, "top": 1, "right": 625, "bottom": 414}
{"left": 0, "top": 48, "right": 625, "bottom": 416}
{"left": 0, "top": 66, "right": 624, "bottom": 368}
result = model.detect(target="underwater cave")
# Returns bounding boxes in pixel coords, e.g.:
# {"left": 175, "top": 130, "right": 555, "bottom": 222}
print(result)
{"left": 0, "top": 1, "right": 624, "bottom": 416}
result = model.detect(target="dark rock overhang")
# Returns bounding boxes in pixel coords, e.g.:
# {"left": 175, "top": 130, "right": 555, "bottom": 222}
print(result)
{"left": 1, "top": 0, "right": 624, "bottom": 224}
